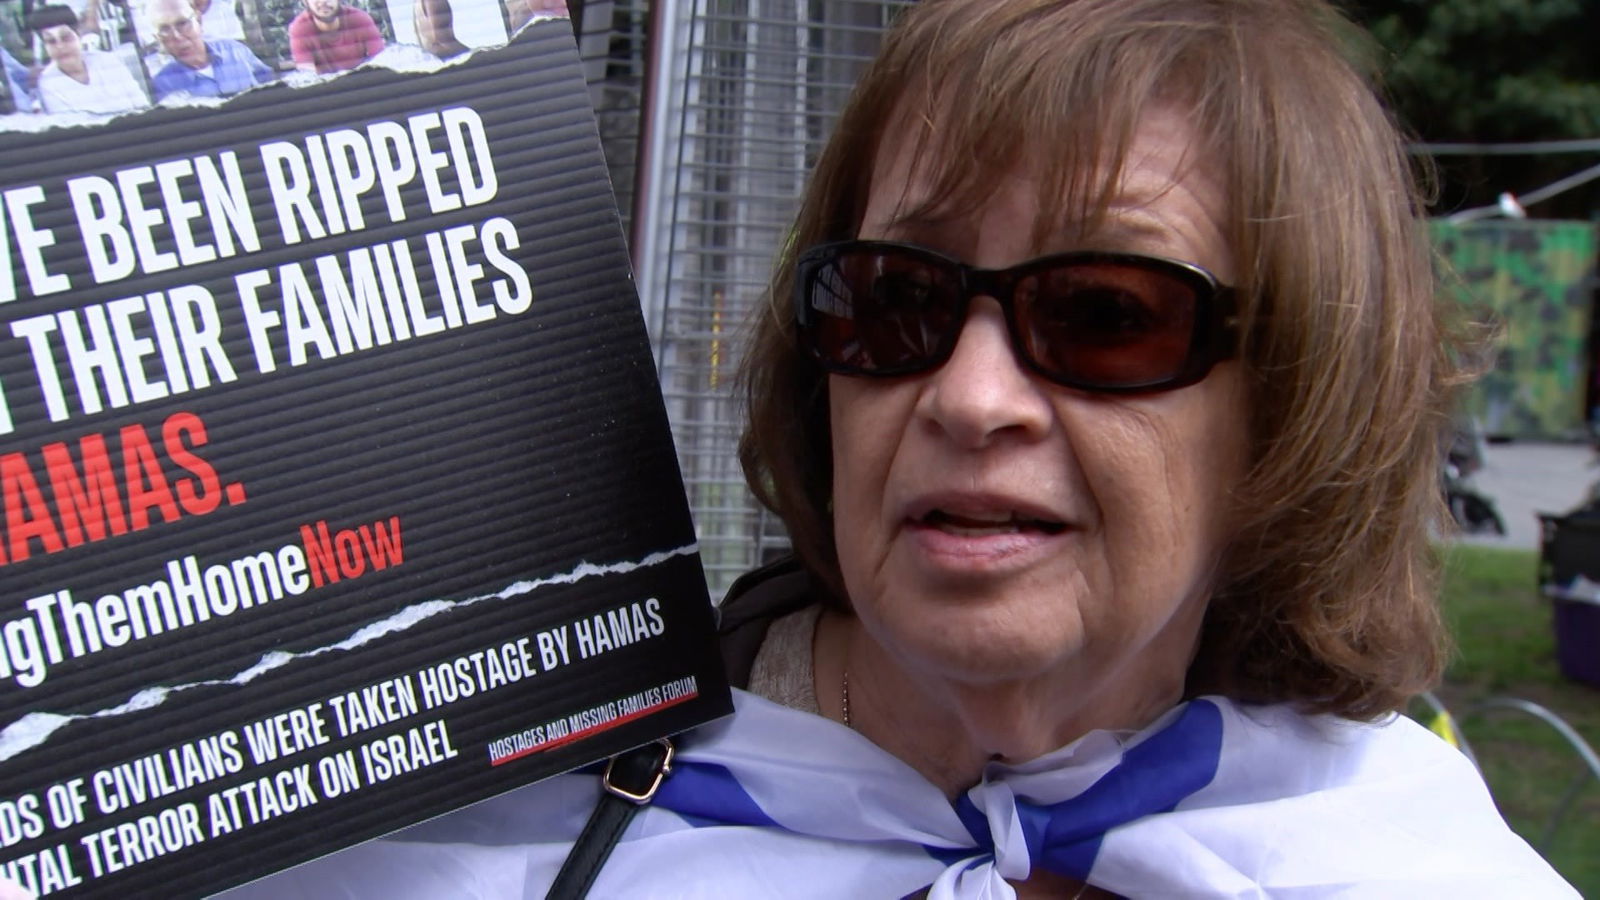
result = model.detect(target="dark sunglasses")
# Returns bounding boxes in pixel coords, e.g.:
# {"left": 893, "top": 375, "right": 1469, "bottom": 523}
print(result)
{"left": 794, "top": 240, "right": 1239, "bottom": 393}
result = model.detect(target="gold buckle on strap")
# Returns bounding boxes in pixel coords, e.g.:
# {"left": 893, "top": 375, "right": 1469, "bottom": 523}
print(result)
{"left": 602, "top": 739, "right": 675, "bottom": 804}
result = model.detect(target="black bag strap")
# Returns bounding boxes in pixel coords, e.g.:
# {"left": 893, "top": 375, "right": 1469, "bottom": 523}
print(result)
{"left": 544, "top": 739, "right": 675, "bottom": 900}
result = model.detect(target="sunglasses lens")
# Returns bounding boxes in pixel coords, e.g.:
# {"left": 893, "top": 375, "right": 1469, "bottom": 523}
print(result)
{"left": 799, "top": 244, "right": 1219, "bottom": 390}
{"left": 1015, "top": 262, "right": 1200, "bottom": 388}
{"left": 801, "top": 248, "right": 961, "bottom": 374}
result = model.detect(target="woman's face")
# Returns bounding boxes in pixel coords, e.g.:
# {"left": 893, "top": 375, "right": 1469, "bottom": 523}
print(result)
{"left": 829, "top": 110, "right": 1252, "bottom": 698}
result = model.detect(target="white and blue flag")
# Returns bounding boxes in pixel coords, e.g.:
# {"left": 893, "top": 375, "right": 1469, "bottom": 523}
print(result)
{"left": 229, "top": 690, "right": 1576, "bottom": 898}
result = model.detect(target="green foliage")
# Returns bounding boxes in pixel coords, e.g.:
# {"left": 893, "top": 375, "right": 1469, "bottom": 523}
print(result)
{"left": 1439, "top": 544, "right": 1553, "bottom": 686}
{"left": 1355, "top": 0, "right": 1600, "bottom": 139}
{"left": 0, "top": 1, "right": 31, "bottom": 64}
{"left": 1434, "top": 544, "right": 1600, "bottom": 894}
{"left": 1346, "top": 0, "right": 1600, "bottom": 215}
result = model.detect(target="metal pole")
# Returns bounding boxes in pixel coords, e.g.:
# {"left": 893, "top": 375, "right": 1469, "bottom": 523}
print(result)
{"left": 634, "top": 0, "right": 688, "bottom": 351}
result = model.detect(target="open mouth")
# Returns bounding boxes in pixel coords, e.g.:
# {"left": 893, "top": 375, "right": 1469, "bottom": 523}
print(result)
{"left": 918, "top": 509, "right": 1067, "bottom": 536}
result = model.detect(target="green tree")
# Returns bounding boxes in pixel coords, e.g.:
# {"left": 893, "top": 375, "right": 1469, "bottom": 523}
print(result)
{"left": 1346, "top": 0, "right": 1600, "bottom": 217}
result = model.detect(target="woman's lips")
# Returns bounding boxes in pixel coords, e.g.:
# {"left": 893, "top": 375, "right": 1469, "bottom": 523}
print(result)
{"left": 902, "top": 507, "right": 1071, "bottom": 568}
{"left": 902, "top": 493, "right": 1070, "bottom": 529}
{"left": 918, "top": 509, "right": 1067, "bottom": 536}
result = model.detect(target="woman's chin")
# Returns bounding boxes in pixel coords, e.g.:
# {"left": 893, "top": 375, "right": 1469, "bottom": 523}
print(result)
{"left": 845, "top": 545, "right": 1101, "bottom": 684}
{"left": 865, "top": 601, "right": 1091, "bottom": 686}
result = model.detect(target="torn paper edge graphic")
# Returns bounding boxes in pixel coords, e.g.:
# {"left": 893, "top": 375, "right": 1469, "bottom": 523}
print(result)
{"left": 0, "top": 542, "right": 699, "bottom": 762}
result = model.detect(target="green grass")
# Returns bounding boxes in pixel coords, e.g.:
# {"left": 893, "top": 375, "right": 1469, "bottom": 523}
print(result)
{"left": 1432, "top": 544, "right": 1600, "bottom": 894}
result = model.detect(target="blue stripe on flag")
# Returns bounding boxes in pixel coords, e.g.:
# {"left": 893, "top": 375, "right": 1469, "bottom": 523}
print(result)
{"left": 654, "top": 761, "right": 781, "bottom": 827}
{"left": 925, "top": 844, "right": 981, "bottom": 868}
{"left": 1029, "top": 699, "right": 1224, "bottom": 878}
{"left": 954, "top": 793, "right": 991, "bottom": 847}
{"left": 647, "top": 700, "right": 1221, "bottom": 885}
{"left": 942, "top": 700, "right": 1223, "bottom": 880}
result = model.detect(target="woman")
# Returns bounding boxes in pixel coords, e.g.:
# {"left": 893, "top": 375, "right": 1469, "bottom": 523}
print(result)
{"left": 232, "top": 0, "right": 1574, "bottom": 896}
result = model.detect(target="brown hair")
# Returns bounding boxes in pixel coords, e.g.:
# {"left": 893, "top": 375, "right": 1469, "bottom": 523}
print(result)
{"left": 27, "top": 4, "right": 79, "bottom": 34}
{"left": 739, "top": 0, "right": 1459, "bottom": 720}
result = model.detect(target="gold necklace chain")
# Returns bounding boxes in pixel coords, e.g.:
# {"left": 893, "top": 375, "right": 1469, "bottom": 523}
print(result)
{"left": 840, "top": 668, "right": 851, "bottom": 729}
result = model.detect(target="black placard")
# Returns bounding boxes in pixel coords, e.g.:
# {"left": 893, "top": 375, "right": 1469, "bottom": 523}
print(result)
{"left": 0, "top": 22, "right": 731, "bottom": 898}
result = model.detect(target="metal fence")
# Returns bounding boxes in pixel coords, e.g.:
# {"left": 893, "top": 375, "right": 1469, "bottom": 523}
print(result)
{"left": 582, "top": 0, "right": 909, "bottom": 597}
{"left": 574, "top": 1, "right": 649, "bottom": 241}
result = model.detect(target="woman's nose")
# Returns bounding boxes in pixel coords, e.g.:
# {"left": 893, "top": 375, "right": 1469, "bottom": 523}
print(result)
{"left": 914, "top": 298, "right": 1054, "bottom": 448}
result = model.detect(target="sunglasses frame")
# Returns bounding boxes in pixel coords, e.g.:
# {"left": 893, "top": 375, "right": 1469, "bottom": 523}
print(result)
{"left": 794, "top": 239, "right": 1240, "bottom": 394}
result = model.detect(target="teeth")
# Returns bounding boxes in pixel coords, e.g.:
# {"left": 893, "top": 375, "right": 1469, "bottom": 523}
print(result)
{"left": 922, "top": 509, "right": 1067, "bottom": 535}
{"left": 925, "top": 509, "right": 1008, "bottom": 522}
{"left": 940, "top": 520, "right": 1023, "bottom": 536}
{"left": 954, "top": 512, "right": 1016, "bottom": 525}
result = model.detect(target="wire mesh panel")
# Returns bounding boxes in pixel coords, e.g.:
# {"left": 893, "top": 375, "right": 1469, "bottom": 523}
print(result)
{"left": 578, "top": 0, "right": 650, "bottom": 240}
{"left": 642, "top": 0, "right": 911, "bottom": 597}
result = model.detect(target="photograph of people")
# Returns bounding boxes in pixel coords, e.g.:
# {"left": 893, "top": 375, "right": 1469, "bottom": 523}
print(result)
{"left": 409, "top": 0, "right": 461, "bottom": 58}
{"left": 287, "top": 0, "right": 382, "bottom": 74}
{"left": 215, "top": 0, "right": 1578, "bottom": 897}
{"left": 190, "top": 0, "right": 244, "bottom": 41}
{"left": 503, "top": 0, "right": 565, "bottom": 34}
{"left": 0, "top": 1, "right": 37, "bottom": 114}
{"left": 28, "top": 4, "right": 147, "bottom": 114}
{"left": 145, "top": 0, "right": 272, "bottom": 100}
{"left": 399, "top": 0, "right": 504, "bottom": 61}
{"left": 130, "top": 0, "right": 246, "bottom": 62}
{"left": 1, "top": 44, "right": 35, "bottom": 112}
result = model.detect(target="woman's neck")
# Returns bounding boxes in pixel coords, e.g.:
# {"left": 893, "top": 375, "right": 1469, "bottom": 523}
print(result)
{"left": 812, "top": 608, "right": 1185, "bottom": 797}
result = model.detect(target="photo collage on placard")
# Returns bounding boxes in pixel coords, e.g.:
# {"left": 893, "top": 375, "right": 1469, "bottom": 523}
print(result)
{"left": 0, "top": 0, "right": 566, "bottom": 126}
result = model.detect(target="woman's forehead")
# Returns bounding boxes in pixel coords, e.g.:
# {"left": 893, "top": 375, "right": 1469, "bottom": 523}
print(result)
{"left": 859, "top": 107, "right": 1233, "bottom": 271}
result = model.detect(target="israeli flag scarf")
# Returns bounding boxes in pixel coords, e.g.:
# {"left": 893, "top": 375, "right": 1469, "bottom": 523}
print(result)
{"left": 230, "top": 690, "right": 1575, "bottom": 899}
